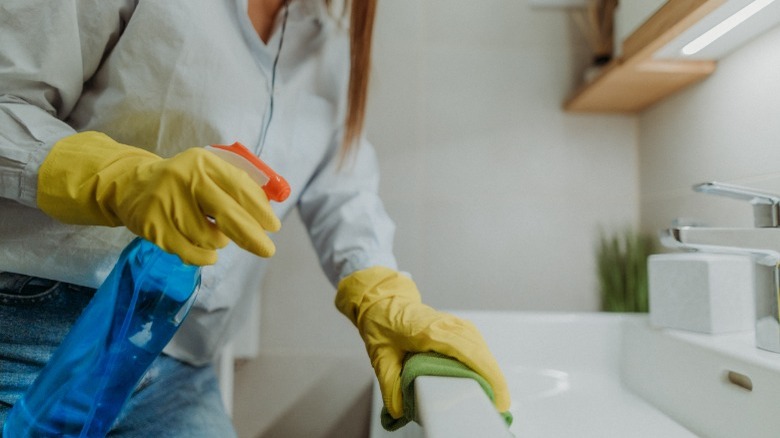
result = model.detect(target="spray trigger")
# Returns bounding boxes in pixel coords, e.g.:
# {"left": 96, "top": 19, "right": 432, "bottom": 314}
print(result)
{"left": 205, "top": 142, "right": 291, "bottom": 202}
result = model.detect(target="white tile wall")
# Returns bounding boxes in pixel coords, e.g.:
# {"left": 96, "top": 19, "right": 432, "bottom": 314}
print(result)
{"left": 257, "top": 0, "right": 639, "bottom": 354}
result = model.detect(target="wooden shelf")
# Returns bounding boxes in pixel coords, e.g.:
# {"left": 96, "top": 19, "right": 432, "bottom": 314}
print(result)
{"left": 564, "top": 0, "right": 726, "bottom": 113}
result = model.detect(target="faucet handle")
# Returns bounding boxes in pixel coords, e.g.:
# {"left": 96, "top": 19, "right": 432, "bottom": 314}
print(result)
{"left": 694, "top": 181, "right": 780, "bottom": 227}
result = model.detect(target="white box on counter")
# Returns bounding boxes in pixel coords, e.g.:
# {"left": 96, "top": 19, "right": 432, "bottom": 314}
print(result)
{"left": 648, "top": 253, "right": 754, "bottom": 334}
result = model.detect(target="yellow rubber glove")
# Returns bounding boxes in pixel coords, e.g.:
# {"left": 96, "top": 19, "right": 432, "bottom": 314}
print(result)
{"left": 336, "top": 266, "right": 511, "bottom": 419}
{"left": 37, "top": 131, "right": 281, "bottom": 265}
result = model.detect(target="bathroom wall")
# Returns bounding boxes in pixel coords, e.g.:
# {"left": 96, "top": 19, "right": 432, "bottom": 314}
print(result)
{"left": 233, "top": 1, "right": 639, "bottom": 436}
{"left": 638, "top": 24, "right": 780, "bottom": 238}
{"left": 259, "top": 0, "right": 639, "bottom": 354}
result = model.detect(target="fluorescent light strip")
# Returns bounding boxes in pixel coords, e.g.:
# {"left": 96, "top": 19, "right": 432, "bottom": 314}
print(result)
{"left": 681, "top": 0, "right": 776, "bottom": 55}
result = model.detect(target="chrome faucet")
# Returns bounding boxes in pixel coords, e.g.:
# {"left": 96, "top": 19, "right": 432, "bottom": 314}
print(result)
{"left": 661, "top": 181, "right": 780, "bottom": 353}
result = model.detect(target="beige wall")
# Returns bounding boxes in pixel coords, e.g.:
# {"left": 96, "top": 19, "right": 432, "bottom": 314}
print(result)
{"left": 638, "top": 25, "right": 780, "bottom": 237}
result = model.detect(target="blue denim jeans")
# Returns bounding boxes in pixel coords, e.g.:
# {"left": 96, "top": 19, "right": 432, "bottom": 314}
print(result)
{"left": 0, "top": 273, "right": 236, "bottom": 437}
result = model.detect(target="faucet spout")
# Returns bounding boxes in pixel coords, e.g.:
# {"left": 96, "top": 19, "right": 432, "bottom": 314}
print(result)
{"left": 663, "top": 226, "right": 780, "bottom": 266}
{"left": 694, "top": 182, "right": 780, "bottom": 227}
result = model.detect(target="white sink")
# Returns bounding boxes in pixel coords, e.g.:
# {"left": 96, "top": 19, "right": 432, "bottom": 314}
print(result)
{"left": 369, "top": 311, "right": 780, "bottom": 438}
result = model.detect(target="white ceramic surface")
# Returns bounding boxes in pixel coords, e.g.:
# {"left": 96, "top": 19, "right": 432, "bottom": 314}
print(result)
{"left": 370, "top": 311, "right": 780, "bottom": 438}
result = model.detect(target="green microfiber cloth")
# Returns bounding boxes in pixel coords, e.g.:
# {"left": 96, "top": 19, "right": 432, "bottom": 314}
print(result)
{"left": 380, "top": 352, "right": 514, "bottom": 431}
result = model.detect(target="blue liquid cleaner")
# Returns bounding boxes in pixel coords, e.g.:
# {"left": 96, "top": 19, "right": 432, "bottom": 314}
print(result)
{"left": 3, "top": 238, "right": 200, "bottom": 438}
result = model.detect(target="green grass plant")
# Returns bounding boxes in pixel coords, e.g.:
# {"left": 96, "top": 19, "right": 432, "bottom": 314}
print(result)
{"left": 597, "top": 228, "right": 654, "bottom": 313}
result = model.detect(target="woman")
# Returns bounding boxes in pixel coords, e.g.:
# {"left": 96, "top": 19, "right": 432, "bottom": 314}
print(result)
{"left": 0, "top": 0, "right": 510, "bottom": 435}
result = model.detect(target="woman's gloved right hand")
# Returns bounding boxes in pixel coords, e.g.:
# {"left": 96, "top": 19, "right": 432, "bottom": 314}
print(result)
{"left": 37, "top": 131, "right": 281, "bottom": 265}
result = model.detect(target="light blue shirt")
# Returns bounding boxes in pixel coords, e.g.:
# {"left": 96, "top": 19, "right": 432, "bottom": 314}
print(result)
{"left": 0, "top": 0, "right": 397, "bottom": 364}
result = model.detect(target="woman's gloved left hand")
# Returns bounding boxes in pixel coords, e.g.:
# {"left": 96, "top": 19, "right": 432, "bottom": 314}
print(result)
{"left": 335, "top": 266, "right": 511, "bottom": 419}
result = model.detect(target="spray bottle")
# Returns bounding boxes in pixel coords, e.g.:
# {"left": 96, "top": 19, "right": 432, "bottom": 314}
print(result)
{"left": 3, "top": 142, "right": 289, "bottom": 438}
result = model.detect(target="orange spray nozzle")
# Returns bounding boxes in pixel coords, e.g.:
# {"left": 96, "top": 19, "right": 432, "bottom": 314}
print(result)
{"left": 206, "top": 142, "right": 291, "bottom": 203}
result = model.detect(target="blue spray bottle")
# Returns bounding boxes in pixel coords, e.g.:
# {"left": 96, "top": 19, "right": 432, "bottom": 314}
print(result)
{"left": 3, "top": 142, "right": 290, "bottom": 437}
{"left": 3, "top": 238, "right": 200, "bottom": 437}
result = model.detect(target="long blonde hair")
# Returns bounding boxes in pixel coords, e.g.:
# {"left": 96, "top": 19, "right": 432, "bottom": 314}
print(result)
{"left": 332, "top": 0, "right": 377, "bottom": 157}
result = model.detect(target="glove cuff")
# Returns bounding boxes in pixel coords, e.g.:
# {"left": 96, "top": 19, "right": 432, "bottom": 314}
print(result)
{"left": 37, "top": 131, "right": 159, "bottom": 226}
{"left": 335, "top": 266, "right": 421, "bottom": 326}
